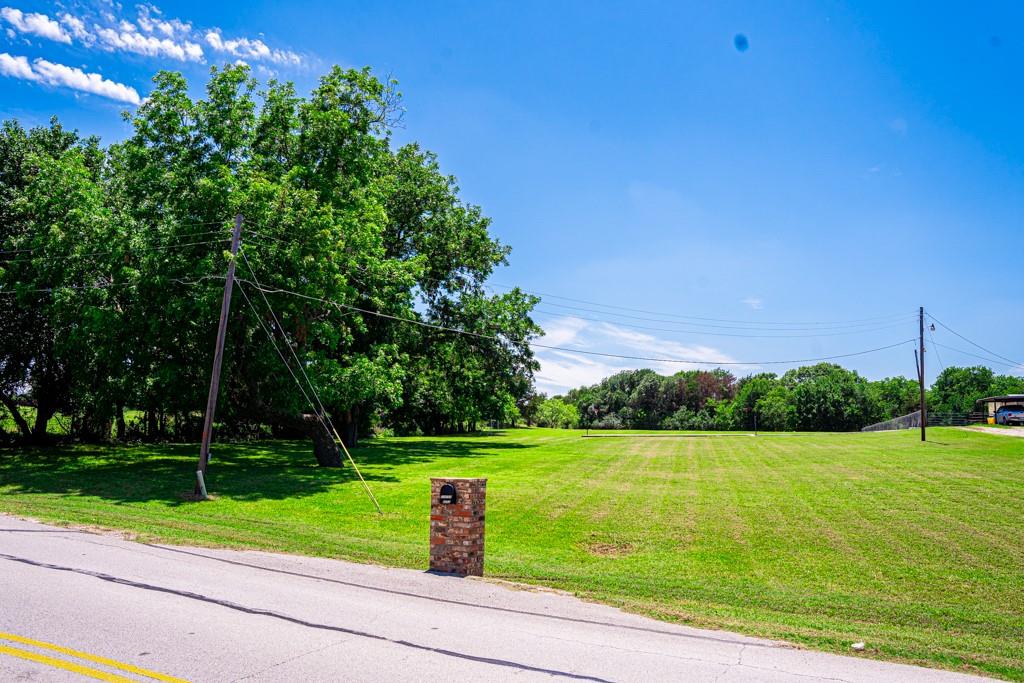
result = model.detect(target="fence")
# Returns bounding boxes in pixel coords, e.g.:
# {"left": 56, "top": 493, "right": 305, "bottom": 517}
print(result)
{"left": 861, "top": 410, "right": 985, "bottom": 431}
{"left": 926, "top": 412, "right": 986, "bottom": 427}
{"left": 861, "top": 411, "right": 921, "bottom": 432}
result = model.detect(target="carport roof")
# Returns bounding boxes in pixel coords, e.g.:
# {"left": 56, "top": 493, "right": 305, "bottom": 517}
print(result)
{"left": 975, "top": 394, "right": 1024, "bottom": 405}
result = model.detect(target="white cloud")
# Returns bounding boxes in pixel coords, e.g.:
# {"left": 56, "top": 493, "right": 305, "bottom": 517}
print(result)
{"left": 537, "top": 316, "right": 587, "bottom": 347}
{"left": 1, "top": 7, "right": 71, "bottom": 43}
{"left": 742, "top": 296, "right": 763, "bottom": 310}
{"left": 0, "top": 52, "right": 141, "bottom": 104}
{"left": 205, "top": 29, "right": 301, "bottom": 65}
{"left": 2, "top": 3, "right": 304, "bottom": 96}
{"left": 535, "top": 351, "right": 626, "bottom": 397}
{"left": 94, "top": 23, "right": 204, "bottom": 62}
{"left": 136, "top": 4, "right": 190, "bottom": 38}
{"left": 532, "top": 315, "right": 746, "bottom": 395}
{"left": 0, "top": 51, "right": 34, "bottom": 80}
{"left": 595, "top": 323, "right": 740, "bottom": 371}
{"left": 58, "top": 12, "right": 93, "bottom": 45}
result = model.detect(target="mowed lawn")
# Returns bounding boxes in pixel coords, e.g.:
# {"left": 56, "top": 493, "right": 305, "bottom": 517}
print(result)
{"left": 1, "top": 428, "right": 1022, "bottom": 679}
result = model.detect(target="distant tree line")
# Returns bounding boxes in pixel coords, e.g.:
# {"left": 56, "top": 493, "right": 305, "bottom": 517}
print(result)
{"left": 527, "top": 364, "right": 1024, "bottom": 431}
{"left": 0, "top": 65, "right": 540, "bottom": 461}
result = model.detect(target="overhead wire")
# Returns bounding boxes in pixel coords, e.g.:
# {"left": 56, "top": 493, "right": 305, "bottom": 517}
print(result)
{"left": 528, "top": 307, "right": 916, "bottom": 339}
{"left": 926, "top": 313, "right": 1022, "bottom": 369}
{"left": 929, "top": 341, "right": 1022, "bottom": 370}
{"left": 0, "top": 238, "right": 232, "bottom": 265}
{"left": 238, "top": 252, "right": 382, "bottom": 514}
{"left": 241, "top": 232, "right": 913, "bottom": 329}
{"left": 927, "top": 322, "right": 945, "bottom": 374}
{"left": 0, "top": 220, "right": 237, "bottom": 256}
{"left": 526, "top": 298, "right": 916, "bottom": 332}
{"left": 0, "top": 275, "right": 226, "bottom": 296}
{"left": 484, "top": 280, "right": 915, "bottom": 327}
{"left": 235, "top": 277, "right": 917, "bottom": 367}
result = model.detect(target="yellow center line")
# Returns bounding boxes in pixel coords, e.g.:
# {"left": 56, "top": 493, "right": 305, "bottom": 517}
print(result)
{"left": 0, "top": 632, "right": 189, "bottom": 683}
{"left": 0, "top": 644, "right": 137, "bottom": 682}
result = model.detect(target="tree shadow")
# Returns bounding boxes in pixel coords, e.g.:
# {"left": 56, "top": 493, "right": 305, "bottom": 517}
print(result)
{"left": 0, "top": 436, "right": 534, "bottom": 505}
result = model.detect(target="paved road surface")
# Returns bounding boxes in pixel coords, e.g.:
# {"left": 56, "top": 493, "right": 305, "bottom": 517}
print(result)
{"left": 0, "top": 514, "right": 990, "bottom": 682}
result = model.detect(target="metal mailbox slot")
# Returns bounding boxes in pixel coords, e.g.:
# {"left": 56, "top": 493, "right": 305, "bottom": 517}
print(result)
{"left": 438, "top": 483, "right": 457, "bottom": 505}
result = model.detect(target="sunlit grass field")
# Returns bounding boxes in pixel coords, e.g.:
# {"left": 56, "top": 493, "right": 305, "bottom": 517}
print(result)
{"left": 1, "top": 428, "right": 1022, "bottom": 679}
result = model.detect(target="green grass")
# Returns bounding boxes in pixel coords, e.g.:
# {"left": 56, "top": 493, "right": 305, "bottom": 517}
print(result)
{"left": 1, "top": 428, "right": 1022, "bottom": 679}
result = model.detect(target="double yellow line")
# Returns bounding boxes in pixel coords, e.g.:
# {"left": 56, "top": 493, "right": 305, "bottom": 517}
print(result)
{"left": 0, "top": 632, "right": 188, "bottom": 682}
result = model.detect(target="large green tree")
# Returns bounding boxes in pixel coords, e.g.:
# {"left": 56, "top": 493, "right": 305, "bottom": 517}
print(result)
{"left": 1, "top": 65, "right": 541, "bottom": 457}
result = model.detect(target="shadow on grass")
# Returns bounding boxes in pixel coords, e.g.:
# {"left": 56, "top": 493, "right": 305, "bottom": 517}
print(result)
{"left": 0, "top": 436, "right": 533, "bottom": 506}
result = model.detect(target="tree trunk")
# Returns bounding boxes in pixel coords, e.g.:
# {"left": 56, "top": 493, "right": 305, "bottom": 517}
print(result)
{"left": 31, "top": 397, "right": 55, "bottom": 444}
{"left": 340, "top": 409, "right": 358, "bottom": 448}
{"left": 115, "top": 405, "right": 126, "bottom": 442}
{"left": 1, "top": 394, "right": 31, "bottom": 440}
{"left": 305, "top": 415, "right": 342, "bottom": 467}
{"left": 77, "top": 407, "right": 113, "bottom": 442}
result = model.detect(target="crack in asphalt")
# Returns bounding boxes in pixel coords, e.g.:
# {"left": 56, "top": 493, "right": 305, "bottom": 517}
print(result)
{"left": 229, "top": 637, "right": 353, "bottom": 682}
{"left": 144, "top": 542, "right": 777, "bottom": 649}
{"left": 514, "top": 627, "right": 735, "bottom": 667}
{"left": 0, "top": 552, "right": 615, "bottom": 683}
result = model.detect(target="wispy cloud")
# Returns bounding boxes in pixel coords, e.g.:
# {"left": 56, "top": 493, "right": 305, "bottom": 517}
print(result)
{"left": 135, "top": 4, "right": 191, "bottom": 39}
{"left": 204, "top": 29, "right": 302, "bottom": 66}
{"left": 532, "top": 315, "right": 746, "bottom": 395}
{"left": 889, "top": 117, "right": 908, "bottom": 135}
{"left": 0, "top": 51, "right": 141, "bottom": 104}
{"left": 1, "top": 7, "right": 70, "bottom": 43}
{"left": 94, "top": 21, "right": 204, "bottom": 62}
{"left": 58, "top": 12, "right": 93, "bottom": 45}
{"left": 742, "top": 296, "right": 763, "bottom": 310}
{"left": 3, "top": 3, "right": 304, "bottom": 67}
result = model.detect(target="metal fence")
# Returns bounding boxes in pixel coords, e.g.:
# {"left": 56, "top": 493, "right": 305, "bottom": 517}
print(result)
{"left": 861, "top": 411, "right": 921, "bottom": 432}
{"left": 926, "top": 412, "right": 986, "bottom": 427}
{"left": 861, "top": 410, "right": 985, "bottom": 431}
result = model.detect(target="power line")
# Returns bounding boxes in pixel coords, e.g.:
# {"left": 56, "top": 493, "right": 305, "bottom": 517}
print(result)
{"left": 237, "top": 277, "right": 917, "bottom": 367}
{"left": 238, "top": 254, "right": 382, "bottom": 514}
{"left": 930, "top": 340, "right": 1022, "bottom": 370}
{"left": 527, "top": 298, "right": 915, "bottom": 332}
{"left": 485, "top": 280, "right": 914, "bottom": 327}
{"left": 240, "top": 234, "right": 911, "bottom": 329}
{"left": 0, "top": 276, "right": 224, "bottom": 296}
{"left": 927, "top": 323, "right": 945, "bottom": 374}
{"left": 1, "top": 238, "right": 231, "bottom": 265}
{"left": 529, "top": 307, "right": 915, "bottom": 339}
{"left": 0, "top": 220, "right": 237, "bottom": 256}
{"left": 926, "top": 313, "right": 1022, "bottom": 368}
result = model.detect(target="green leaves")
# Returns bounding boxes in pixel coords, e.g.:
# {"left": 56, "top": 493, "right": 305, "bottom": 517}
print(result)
{"left": 2, "top": 63, "right": 540, "bottom": 445}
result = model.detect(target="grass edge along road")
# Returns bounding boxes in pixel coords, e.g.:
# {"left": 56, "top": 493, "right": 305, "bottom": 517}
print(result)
{"left": 1, "top": 428, "right": 1022, "bottom": 681}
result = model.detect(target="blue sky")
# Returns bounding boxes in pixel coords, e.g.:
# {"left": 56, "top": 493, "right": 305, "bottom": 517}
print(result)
{"left": 2, "top": 1, "right": 1021, "bottom": 394}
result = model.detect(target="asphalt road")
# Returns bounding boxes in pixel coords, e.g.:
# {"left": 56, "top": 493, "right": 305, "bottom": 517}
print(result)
{"left": 0, "top": 514, "right": 990, "bottom": 682}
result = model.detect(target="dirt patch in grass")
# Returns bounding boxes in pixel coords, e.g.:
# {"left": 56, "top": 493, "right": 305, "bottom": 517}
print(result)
{"left": 584, "top": 540, "right": 637, "bottom": 557}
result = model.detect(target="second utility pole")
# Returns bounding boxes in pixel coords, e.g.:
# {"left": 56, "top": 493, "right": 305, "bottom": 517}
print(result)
{"left": 919, "top": 305, "right": 926, "bottom": 442}
{"left": 195, "top": 214, "right": 244, "bottom": 497}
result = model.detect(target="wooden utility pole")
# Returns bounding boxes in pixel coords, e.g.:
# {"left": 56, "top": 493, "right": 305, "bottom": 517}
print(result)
{"left": 919, "top": 306, "right": 926, "bottom": 442}
{"left": 195, "top": 214, "right": 243, "bottom": 497}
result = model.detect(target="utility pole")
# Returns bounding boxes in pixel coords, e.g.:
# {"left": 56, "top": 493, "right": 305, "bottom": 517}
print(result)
{"left": 195, "top": 214, "right": 243, "bottom": 497}
{"left": 919, "top": 306, "right": 926, "bottom": 442}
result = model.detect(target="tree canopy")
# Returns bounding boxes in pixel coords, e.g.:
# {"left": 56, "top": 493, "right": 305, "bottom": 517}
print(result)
{"left": 547, "top": 363, "right": 1020, "bottom": 432}
{"left": 0, "top": 65, "right": 540, "bottom": 456}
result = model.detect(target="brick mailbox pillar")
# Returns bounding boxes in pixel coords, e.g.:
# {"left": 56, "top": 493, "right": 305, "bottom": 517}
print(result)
{"left": 429, "top": 478, "right": 486, "bottom": 576}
